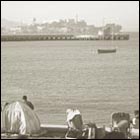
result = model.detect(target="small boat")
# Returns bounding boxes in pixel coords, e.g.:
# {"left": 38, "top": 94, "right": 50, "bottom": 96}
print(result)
{"left": 98, "top": 49, "right": 116, "bottom": 54}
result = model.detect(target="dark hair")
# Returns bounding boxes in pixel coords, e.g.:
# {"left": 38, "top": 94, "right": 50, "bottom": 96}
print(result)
{"left": 23, "top": 95, "right": 27, "bottom": 100}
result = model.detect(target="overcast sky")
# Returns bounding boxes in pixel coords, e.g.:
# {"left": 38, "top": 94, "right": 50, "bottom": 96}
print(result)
{"left": 1, "top": 1, "right": 139, "bottom": 31}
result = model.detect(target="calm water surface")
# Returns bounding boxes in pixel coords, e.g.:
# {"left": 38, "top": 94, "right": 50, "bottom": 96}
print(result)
{"left": 1, "top": 33, "right": 139, "bottom": 126}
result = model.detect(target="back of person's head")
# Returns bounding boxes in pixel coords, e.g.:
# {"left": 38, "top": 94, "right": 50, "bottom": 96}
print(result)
{"left": 23, "top": 95, "right": 27, "bottom": 101}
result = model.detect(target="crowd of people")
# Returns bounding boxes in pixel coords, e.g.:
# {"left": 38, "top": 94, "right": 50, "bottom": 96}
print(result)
{"left": 1, "top": 96, "right": 139, "bottom": 139}
{"left": 65, "top": 109, "right": 139, "bottom": 139}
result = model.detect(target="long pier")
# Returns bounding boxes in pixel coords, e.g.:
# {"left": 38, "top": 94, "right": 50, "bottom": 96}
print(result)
{"left": 1, "top": 34, "right": 129, "bottom": 41}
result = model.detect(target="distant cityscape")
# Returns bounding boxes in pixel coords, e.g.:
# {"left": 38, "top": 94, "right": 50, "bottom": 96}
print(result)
{"left": 1, "top": 18, "right": 123, "bottom": 36}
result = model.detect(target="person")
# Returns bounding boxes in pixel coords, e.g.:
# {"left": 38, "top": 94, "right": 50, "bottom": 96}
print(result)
{"left": 103, "top": 119, "right": 128, "bottom": 139}
{"left": 65, "top": 108, "right": 90, "bottom": 139}
{"left": 66, "top": 109, "right": 83, "bottom": 130}
{"left": 131, "top": 110, "right": 139, "bottom": 129}
{"left": 113, "top": 120, "right": 129, "bottom": 138}
{"left": 65, "top": 109, "right": 83, "bottom": 138}
{"left": 65, "top": 109, "right": 96, "bottom": 139}
{"left": 111, "top": 112, "right": 130, "bottom": 138}
{"left": 22, "top": 95, "right": 34, "bottom": 110}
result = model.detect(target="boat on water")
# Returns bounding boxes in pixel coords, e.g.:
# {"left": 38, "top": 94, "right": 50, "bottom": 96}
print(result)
{"left": 97, "top": 48, "right": 117, "bottom": 54}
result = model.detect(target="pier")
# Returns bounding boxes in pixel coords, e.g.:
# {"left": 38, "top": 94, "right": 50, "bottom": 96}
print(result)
{"left": 1, "top": 34, "right": 129, "bottom": 41}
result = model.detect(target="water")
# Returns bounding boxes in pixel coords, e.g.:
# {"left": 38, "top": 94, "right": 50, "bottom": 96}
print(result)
{"left": 1, "top": 33, "right": 139, "bottom": 126}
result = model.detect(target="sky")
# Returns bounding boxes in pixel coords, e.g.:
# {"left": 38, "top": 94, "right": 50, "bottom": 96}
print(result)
{"left": 1, "top": 1, "right": 139, "bottom": 31}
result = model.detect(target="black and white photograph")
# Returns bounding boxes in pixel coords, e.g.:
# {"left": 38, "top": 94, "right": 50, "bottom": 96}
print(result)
{"left": 1, "top": 1, "right": 139, "bottom": 139}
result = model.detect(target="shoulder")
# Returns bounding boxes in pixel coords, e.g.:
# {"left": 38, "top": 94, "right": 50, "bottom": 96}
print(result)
{"left": 27, "top": 101, "right": 34, "bottom": 110}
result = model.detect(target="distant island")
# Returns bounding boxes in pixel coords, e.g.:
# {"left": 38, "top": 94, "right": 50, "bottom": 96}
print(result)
{"left": 1, "top": 18, "right": 130, "bottom": 41}
{"left": 2, "top": 18, "right": 123, "bottom": 35}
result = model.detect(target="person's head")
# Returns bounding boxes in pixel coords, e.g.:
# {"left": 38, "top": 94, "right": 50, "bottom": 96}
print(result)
{"left": 23, "top": 95, "right": 27, "bottom": 101}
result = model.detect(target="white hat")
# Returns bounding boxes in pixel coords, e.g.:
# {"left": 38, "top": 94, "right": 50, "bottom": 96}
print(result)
{"left": 66, "top": 108, "right": 81, "bottom": 122}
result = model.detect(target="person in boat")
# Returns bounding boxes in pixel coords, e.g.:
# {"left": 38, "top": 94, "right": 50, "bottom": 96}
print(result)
{"left": 22, "top": 95, "right": 34, "bottom": 110}
{"left": 131, "top": 110, "right": 139, "bottom": 129}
